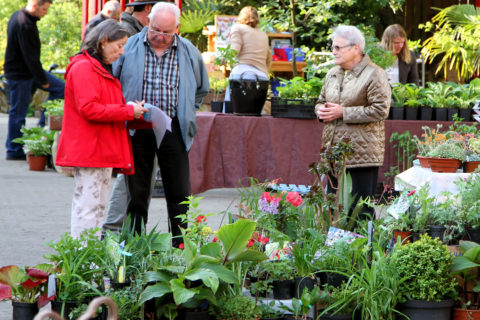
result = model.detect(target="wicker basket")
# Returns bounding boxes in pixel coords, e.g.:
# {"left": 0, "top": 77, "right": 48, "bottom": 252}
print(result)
{"left": 270, "top": 97, "right": 316, "bottom": 119}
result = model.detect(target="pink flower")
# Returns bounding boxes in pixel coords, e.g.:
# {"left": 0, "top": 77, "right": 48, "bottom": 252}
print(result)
{"left": 195, "top": 215, "right": 206, "bottom": 223}
{"left": 179, "top": 243, "right": 185, "bottom": 250}
{"left": 407, "top": 190, "right": 416, "bottom": 197}
{"left": 247, "top": 239, "right": 255, "bottom": 248}
{"left": 286, "top": 192, "right": 302, "bottom": 207}
{"left": 261, "top": 192, "right": 272, "bottom": 202}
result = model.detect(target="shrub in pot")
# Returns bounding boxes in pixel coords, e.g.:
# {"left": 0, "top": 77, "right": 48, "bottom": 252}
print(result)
{"left": 403, "top": 83, "right": 424, "bottom": 120}
{"left": 262, "top": 259, "right": 296, "bottom": 299}
{"left": 390, "top": 234, "right": 457, "bottom": 320}
{"left": 210, "top": 295, "right": 260, "bottom": 320}
{"left": 455, "top": 174, "right": 480, "bottom": 243}
{"left": 391, "top": 84, "right": 406, "bottom": 120}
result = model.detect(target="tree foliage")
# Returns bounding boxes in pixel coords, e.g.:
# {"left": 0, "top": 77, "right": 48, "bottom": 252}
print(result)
{"left": 0, "top": 0, "right": 81, "bottom": 73}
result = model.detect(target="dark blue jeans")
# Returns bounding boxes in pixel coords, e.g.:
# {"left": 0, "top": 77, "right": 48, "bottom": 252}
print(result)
{"left": 5, "top": 71, "right": 64, "bottom": 158}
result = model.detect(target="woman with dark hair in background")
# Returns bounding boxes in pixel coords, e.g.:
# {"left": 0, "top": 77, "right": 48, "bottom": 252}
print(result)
{"left": 56, "top": 19, "right": 147, "bottom": 238}
{"left": 381, "top": 24, "right": 419, "bottom": 86}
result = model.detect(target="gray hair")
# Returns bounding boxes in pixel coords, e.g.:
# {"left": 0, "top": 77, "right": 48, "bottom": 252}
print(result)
{"left": 148, "top": 2, "right": 180, "bottom": 26}
{"left": 82, "top": 19, "right": 129, "bottom": 62}
{"left": 102, "top": 0, "right": 121, "bottom": 17}
{"left": 331, "top": 25, "right": 365, "bottom": 52}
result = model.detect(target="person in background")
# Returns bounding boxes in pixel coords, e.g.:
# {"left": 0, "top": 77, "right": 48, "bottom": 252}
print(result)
{"left": 83, "top": 0, "right": 122, "bottom": 40}
{"left": 107, "top": 2, "right": 209, "bottom": 243}
{"left": 381, "top": 24, "right": 419, "bottom": 86}
{"left": 120, "top": 0, "right": 160, "bottom": 36}
{"left": 315, "top": 25, "right": 391, "bottom": 219}
{"left": 4, "top": 0, "right": 65, "bottom": 160}
{"left": 224, "top": 6, "right": 271, "bottom": 103}
{"left": 56, "top": 19, "right": 147, "bottom": 238}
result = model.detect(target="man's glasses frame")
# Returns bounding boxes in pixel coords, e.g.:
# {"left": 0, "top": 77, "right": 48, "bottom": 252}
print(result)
{"left": 148, "top": 28, "right": 176, "bottom": 38}
{"left": 331, "top": 44, "right": 354, "bottom": 52}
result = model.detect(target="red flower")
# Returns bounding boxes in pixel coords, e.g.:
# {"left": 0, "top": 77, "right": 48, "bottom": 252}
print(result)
{"left": 179, "top": 243, "right": 185, "bottom": 250}
{"left": 261, "top": 192, "right": 271, "bottom": 202}
{"left": 195, "top": 215, "right": 206, "bottom": 223}
{"left": 247, "top": 239, "right": 255, "bottom": 248}
{"left": 286, "top": 192, "right": 302, "bottom": 207}
{"left": 407, "top": 190, "right": 416, "bottom": 197}
{"left": 212, "top": 237, "right": 218, "bottom": 242}
{"left": 255, "top": 234, "right": 269, "bottom": 245}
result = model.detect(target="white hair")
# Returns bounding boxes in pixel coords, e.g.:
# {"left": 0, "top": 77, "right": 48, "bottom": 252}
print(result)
{"left": 148, "top": 2, "right": 181, "bottom": 26}
{"left": 102, "top": 0, "right": 120, "bottom": 17}
{"left": 331, "top": 25, "right": 365, "bottom": 53}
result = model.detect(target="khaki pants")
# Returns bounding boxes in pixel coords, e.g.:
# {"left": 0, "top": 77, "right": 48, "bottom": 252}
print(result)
{"left": 71, "top": 167, "right": 112, "bottom": 238}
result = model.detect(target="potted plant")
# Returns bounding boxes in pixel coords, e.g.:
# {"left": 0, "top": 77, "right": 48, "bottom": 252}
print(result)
{"left": 262, "top": 259, "right": 296, "bottom": 300}
{"left": 12, "top": 126, "right": 54, "bottom": 171}
{"left": 390, "top": 234, "right": 457, "bottom": 320}
{"left": 210, "top": 294, "right": 260, "bottom": 320}
{"left": 391, "top": 83, "right": 406, "bottom": 120}
{"left": 426, "top": 139, "right": 466, "bottom": 173}
{"left": 258, "top": 301, "right": 285, "bottom": 320}
{"left": 209, "top": 75, "right": 229, "bottom": 113}
{"left": 424, "top": 82, "right": 453, "bottom": 121}
{"left": 42, "top": 99, "right": 64, "bottom": 130}
{"left": 451, "top": 240, "right": 480, "bottom": 319}
{"left": 272, "top": 76, "right": 323, "bottom": 119}
{"left": 280, "top": 286, "right": 320, "bottom": 320}
{"left": 318, "top": 283, "right": 356, "bottom": 320}
{"left": 403, "top": 83, "right": 423, "bottom": 120}
{"left": 0, "top": 264, "right": 53, "bottom": 320}
{"left": 455, "top": 174, "right": 480, "bottom": 243}
{"left": 465, "top": 137, "right": 480, "bottom": 172}
{"left": 291, "top": 230, "right": 321, "bottom": 298}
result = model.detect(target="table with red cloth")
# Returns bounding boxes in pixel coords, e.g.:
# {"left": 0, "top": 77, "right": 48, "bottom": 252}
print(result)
{"left": 188, "top": 112, "right": 455, "bottom": 194}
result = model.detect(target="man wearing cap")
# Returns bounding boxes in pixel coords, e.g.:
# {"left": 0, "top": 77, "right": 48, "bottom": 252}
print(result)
{"left": 120, "top": 0, "right": 160, "bottom": 36}
{"left": 110, "top": 2, "right": 209, "bottom": 243}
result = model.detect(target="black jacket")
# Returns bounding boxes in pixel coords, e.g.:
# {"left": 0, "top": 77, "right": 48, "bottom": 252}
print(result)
{"left": 399, "top": 50, "right": 419, "bottom": 86}
{"left": 4, "top": 8, "right": 47, "bottom": 85}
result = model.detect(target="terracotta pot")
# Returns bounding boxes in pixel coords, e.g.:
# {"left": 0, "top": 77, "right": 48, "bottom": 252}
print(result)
{"left": 27, "top": 155, "right": 47, "bottom": 171}
{"left": 393, "top": 230, "right": 411, "bottom": 245}
{"left": 465, "top": 161, "right": 480, "bottom": 173}
{"left": 48, "top": 115, "right": 63, "bottom": 130}
{"left": 416, "top": 156, "right": 431, "bottom": 168}
{"left": 427, "top": 157, "right": 461, "bottom": 173}
{"left": 453, "top": 307, "right": 480, "bottom": 320}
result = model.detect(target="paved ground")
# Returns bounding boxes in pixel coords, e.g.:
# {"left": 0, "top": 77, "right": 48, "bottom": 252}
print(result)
{"left": 0, "top": 113, "right": 242, "bottom": 318}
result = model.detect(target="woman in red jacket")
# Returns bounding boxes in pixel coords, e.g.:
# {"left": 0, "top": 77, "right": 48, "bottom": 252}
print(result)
{"left": 56, "top": 19, "right": 147, "bottom": 238}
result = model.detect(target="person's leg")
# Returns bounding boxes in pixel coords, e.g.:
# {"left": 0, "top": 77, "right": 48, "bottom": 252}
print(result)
{"left": 5, "top": 78, "right": 34, "bottom": 159}
{"left": 103, "top": 173, "right": 130, "bottom": 234}
{"left": 347, "top": 167, "right": 379, "bottom": 219}
{"left": 71, "top": 167, "right": 113, "bottom": 239}
{"left": 126, "top": 129, "right": 157, "bottom": 234}
{"left": 157, "top": 117, "right": 190, "bottom": 246}
{"left": 37, "top": 71, "right": 65, "bottom": 127}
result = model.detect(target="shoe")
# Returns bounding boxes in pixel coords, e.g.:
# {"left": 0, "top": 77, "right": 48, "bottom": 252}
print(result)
{"left": 6, "top": 154, "right": 26, "bottom": 160}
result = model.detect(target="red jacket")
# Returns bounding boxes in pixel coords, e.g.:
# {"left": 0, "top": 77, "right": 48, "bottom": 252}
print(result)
{"left": 56, "top": 51, "right": 135, "bottom": 173}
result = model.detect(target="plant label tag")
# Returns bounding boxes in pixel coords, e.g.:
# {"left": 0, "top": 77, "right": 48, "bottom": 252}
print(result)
{"left": 47, "top": 275, "right": 56, "bottom": 298}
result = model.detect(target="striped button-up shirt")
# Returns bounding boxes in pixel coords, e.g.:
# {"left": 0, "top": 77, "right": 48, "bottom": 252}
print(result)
{"left": 142, "top": 33, "right": 179, "bottom": 117}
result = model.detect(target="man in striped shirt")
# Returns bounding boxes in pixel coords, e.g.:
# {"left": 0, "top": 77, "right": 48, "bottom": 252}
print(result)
{"left": 110, "top": 2, "right": 209, "bottom": 243}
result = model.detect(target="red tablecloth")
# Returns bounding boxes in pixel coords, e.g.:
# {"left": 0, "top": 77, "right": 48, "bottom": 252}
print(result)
{"left": 189, "top": 112, "right": 454, "bottom": 194}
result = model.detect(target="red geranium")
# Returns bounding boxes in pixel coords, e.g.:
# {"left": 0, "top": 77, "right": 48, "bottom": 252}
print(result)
{"left": 179, "top": 243, "right": 185, "bottom": 250}
{"left": 195, "top": 215, "right": 206, "bottom": 223}
{"left": 286, "top": 191, "right": 302, "bottom": 207}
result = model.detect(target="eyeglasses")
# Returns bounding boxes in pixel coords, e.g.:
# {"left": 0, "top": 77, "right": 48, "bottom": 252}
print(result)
{"left": 148, "top": 28, "right": 176, "bottom": 38}
{"left": 331, "top": 44, "right": 354, "bottom": 52}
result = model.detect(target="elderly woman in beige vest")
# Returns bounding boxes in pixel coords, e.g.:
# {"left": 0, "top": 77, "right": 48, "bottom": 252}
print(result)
{"left": 224, "top": 6, "right": 271, "bottom": 102}
{"left": 315, "top": 25, "right": 391, "bottom": 218}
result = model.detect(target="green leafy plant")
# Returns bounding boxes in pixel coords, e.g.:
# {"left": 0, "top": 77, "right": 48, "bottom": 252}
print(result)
{"left": 427, "top": 139, "right": 466, "bottom": 161}
{"left": 403, "top": 83, "right": 425, "bottom": 108}
{"left": 423, "top": 81, "right": 454, "bottom": 109}
{"left": 12, "top": 126, "right": 54, "bottom": 156}
{"left": 280, "top": 286, "right": 321, "bottom": 320}
{"left": 215, "top": 44, "right": 238, "bottom": 70}
{"left": 391, "top": 83, "right": 407, "bottom": 108}
{"left": 455, "top": 174, "right": 480, "bottom": 228}
{"left": 42, "top": 99, "right": 64, "bottom": 117}
{"left": 211, "top": 294, "right": 260, "bottom": 320}
{"left": 258, "top": 300, "right": 284, "bottom": 319}
{"left": 261, "top": 259, "right": 295, "bottom": 282}
{"left": 451, "top": 240, "right": 480, "bottom": 308}
{"left": 276, "top": 76, "right": 324, "bottom": 100}
{"left": 390, "top": 234, "right": 457, "bottom": 302}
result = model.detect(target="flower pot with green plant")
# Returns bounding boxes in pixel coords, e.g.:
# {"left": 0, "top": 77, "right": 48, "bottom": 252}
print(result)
{"left": 280, "top": 286, "right": 320, "bottom": 320}
{"left": 317, "top": 283, "right": 356, "bottom": 320}
{"left": 390, "top": 235, "right": 457, "bottom": 320}
{"left": 262, "top": 259, "right": 296, "bottom": 300}
{"left": 451, "top": 240, "right": 480, "bottom": 319}
{"left": 465, "top": 137, "right": 480, "bottom": 172}
{"left": 209, "top": 75, "right": 229, "bottom": 113}
{"left": 42, "top": 99, "right": 64, "bottom": 130}
{"left": 403, "top": 83, "right": 424, "bottom": 120}
{"left": 391, "top": 84, "right": 406, "bottom": 120}
{"left": 258, "top": 300, "right": 285, "bottom": 320}
{"left": 12, "top": 126, "right": 54, "bottom": 170}
{"left": 427, "top": 139, "right": 466, "bottom": 173}
{"left": 455, "top": 174, "right": 480, "bottom": 243}
{"left": 210, "top": 294, "right": 260, "bottom": 320}
{"left": 0, "top": 264, "right": 54, "bottom": 320}
{"left": 424, "top": 82, "right": 453, "bottom": 121}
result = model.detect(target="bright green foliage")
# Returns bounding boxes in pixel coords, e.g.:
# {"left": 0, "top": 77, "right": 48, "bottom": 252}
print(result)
{"left": 212, "top": 295, "right": 261, "bottom": 320}
{"left": 12, "top": 126, "right": 54, "bottom": 156}
{"left": 390, "top": 234, "right": 457, "bottom": 302}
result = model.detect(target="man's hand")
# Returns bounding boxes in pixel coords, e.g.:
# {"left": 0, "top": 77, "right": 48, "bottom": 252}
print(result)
{"left": 315, "top": 102, "right": 343, "bottom": 122}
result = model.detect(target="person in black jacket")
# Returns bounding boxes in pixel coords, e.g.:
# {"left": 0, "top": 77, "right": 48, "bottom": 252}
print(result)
{"left": 4, "top": 0, "right": 65, "bottom": 160}
{"left": 381, "top": 24, "right": 420, "bottom": 86}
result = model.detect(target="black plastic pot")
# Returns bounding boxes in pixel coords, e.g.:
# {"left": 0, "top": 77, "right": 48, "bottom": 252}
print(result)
{"left": 396, "top": 299, "right": 453, "bottom": 320}
{"left": 177, "top": 308, "right": 211, "bottom": 320}
{"left": 51, "top": 300, "right": 78, "bottom": 320}
{"left": 272, "top": 279, "right": 294, "bottom": 300}
{"left": 110, "top": 280, "right": 131, "bottom": 291}
{"left": 325, "top": 273, "right": 347, "bottom": 288}
{"left": 405, "top": 107, "right": 418, "bottom": 120}
{"left": 428, "top": 225, "right": 446, "bottom": 242}
{"left": 391, "top": 107, "right": 405, "bottom": 120}
{"left": 434, "top": 108, "right": 448, "bottom": 121}
{"left": 411, "top": 231, "right": 422, "bottom": 242}
{"left": 318, "top": 311, "right": 353, "bottom": 320}
{"left": 315, "top": 270, "right": 327, "bottom": 287}
{"left": 12, "top": 301, "right": 39, "bottom": 320}
{"left": 467, "top": 227, "right": 480, "bottom": 244}
{"left": 294, "top": 276, "right": 316, "bottom": 298}
{"left": 210, "top": 101, "right": 223, "bottom": 112}
{"left": 447, "top": 108, "right": 459, "bottom": 121}
{"left": 261, "top": 317, "right": 285, "bottom": 320}
{"left": 420, "top": 107, "right": 433, "bottom": 120}
{"left": 459, "top": 108, "right": 472, "bottom": 122}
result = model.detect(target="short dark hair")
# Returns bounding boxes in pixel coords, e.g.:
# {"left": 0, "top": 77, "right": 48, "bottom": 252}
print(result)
{"left": 82, "top": 19, "right": 129, "bottom": 61}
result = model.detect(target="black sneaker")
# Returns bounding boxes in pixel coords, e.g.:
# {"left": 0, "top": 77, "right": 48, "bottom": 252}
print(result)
{"left": 6, "top": 154, "right": 26, "bottom": 160}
